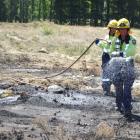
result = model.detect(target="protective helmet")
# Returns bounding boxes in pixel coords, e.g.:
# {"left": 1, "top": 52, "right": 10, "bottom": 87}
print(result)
{"left": 117, "top": 18, "right": 130, "bottom": 28}
{"left": 107, "top": 19, "right": 118, "bottom": 28}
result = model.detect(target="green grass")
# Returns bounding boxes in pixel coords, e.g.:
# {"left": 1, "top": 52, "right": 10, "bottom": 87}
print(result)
{"left": 42, "top": 26, "right": 54, "bottom": 35}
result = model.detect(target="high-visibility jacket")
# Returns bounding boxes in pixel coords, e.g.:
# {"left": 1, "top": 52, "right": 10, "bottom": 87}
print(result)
{"left": 97, "top": 35, "right": 137, "bottom": 57}
{"left": 97, "top": 35, "right": 115, "bottom": 55}
{"left": 112, "top": 35, "right": 137, "bottom": 57}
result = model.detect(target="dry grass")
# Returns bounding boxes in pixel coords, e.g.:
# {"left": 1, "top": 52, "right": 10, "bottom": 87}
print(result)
{"left": 95, "top": 121, "right": 115, "bottom": 139}
{"left": 0, "top": 21, "right": 104, "bottom": 59}
{"left": 33, "top": 117, "right": 97, "bottom": 140}
{"left": 132, "top": 83, "right": 140, "bottom": 96}
{"left": 33, "top": 117, "right": 69, "bottom": 140}
{"left": 0, "top": 21, "right": 139, "bottom": 65}
{"left": 0, "top": 21, "right": 140, "bottom": 92}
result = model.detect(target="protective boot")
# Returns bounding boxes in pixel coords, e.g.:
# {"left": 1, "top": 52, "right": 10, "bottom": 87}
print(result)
{"left": 115, "top": 105, "right": 124, "bottom": 114}
{"left": 123, "top": 82, "right": 133, "bottom": 121}
{"left": 103, "top": 91, "right": 109, "bottom": 96}
{"left": 124, "top": 110, "right": 132, "bottom": 121}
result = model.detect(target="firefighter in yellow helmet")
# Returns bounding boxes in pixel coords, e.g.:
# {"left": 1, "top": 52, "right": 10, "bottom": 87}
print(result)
{"left": 107, "top": 19, "right": 118, "bottom": 29}
{"left": 113, "top": 18, "right": 137, "bottom": 119}
{"left": 95, "top": 19, "right": 118, "bottom": 66}
{"left": 95, "top": 19, "right": 118, "bottom": 96}
{"left": 117, "top": 18, "right": 130, "bottom": 29}
{"left": 114, "top": 18, "right": 137, "bottom": 57}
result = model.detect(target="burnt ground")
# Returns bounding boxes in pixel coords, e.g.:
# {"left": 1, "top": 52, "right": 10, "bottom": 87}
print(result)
{"left": 0, "top": 22, "right": 140, "bottom": 140}
{"left": 0, "top": 64, "right": 139, "bottom": 140}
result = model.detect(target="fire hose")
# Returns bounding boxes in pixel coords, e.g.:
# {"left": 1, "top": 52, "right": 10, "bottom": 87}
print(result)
{"left": 45, "top": 38, "right": 108, "bottom": 79}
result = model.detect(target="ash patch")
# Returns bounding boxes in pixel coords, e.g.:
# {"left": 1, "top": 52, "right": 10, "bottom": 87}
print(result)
{"left": 0, "top": 110, "right": 32, "bottom": 118}
{"left": 11, "top": 84, "right": 41, "bottom": 95}
{"left": 0, "top": 130, "right": 24, "bottom": 140}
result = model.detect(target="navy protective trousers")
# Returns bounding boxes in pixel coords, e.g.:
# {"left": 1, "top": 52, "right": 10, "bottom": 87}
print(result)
{"left": 102, "top": 52, "right": 110, "bottom": 67}
{"left": 115, "top": 80, "right": 134, "bottom": 114}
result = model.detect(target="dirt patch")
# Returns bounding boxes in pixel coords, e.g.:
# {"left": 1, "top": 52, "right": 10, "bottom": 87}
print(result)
{"left": 0, "top": 22, "right": 139, "bottom": 139}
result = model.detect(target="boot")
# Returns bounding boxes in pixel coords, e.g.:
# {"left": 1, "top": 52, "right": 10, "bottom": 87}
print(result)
{"left": 124, "top": 110, "right": 132, "bottom": 121}
{"left": 103, "top": 90, "right": 110, "bottom": 96}
{"left": 115, "top": 106, "right": 124, "bottom": 114}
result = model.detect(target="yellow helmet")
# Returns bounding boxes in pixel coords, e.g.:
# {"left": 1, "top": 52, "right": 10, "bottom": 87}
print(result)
{"left": 107, "top": 19, "right": 118, "bottom": 28}
{"left": 117, "top": 18, "right": 130, "bottom": 28}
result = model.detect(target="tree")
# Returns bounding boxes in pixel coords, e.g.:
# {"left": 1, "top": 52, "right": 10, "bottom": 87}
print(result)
{"left": 53, "top": 0, "right": 68, "bottom": 24}
{"left": 0, "top": 0, "right": 139, "bottom": 27}
{"left": 90, "top": 0, "right": 104, "bottom": 26}
{"left": 0, "top": 1, "right": 7, "bottom": 21}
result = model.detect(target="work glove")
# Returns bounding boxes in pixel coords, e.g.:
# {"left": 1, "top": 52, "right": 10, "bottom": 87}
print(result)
{"left": 95, "top": 38, "right": 100, "bottom": 44}
{"left": 115, "top": 30, "right": 120, "bottom": 37}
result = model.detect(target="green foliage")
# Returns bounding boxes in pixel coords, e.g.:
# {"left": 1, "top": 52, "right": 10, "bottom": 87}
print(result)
{"left": 0, "top": 0, "right": 140, "bottom": 27}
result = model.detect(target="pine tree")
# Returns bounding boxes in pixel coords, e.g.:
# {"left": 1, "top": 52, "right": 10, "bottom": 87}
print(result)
{"left": 0, "top": 1, "right": 7, "bottom": 21}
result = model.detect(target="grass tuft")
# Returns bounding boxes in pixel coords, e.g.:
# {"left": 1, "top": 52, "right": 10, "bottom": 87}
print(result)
{"left": 43, "top": 26, "right": 54, "bottom": 35}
